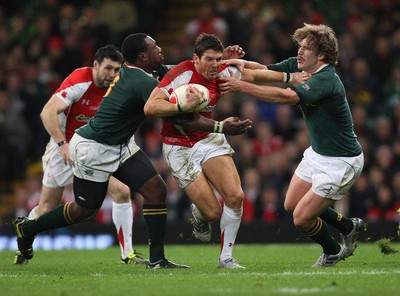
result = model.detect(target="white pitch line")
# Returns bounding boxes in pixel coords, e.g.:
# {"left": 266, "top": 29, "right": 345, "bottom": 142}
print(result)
{"left": 217, "top": 270, "right": 400, "bottom": 276}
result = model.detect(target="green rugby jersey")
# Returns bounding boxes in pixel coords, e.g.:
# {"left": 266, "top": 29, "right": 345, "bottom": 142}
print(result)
{"left": 268, "top": 57, "right": 362, "bottom": 157}
{"left": 76, "top": 64, "right": 170, "bottom": 145}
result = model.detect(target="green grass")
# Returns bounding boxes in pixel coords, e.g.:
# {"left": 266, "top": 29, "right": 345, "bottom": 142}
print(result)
{"left": 1, "top": 243, "right": 399, "bottom": 296}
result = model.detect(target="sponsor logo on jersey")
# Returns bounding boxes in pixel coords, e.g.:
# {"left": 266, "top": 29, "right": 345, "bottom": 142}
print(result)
{"left": 76, "top": 114, "right": 91, "bottom": 122}
{"left": 321, "top": 186, "right": 333, "bottom": 194}
{"left": 81, "top": 99, "right": 90, "bottom": 105}
{"left": 202, "top": 105, "right": 215, "bottom": 112}
{"left": 84, "top": 169, "right": 94, "bottom": 176}
{"left": 61, "top": 91, "right": 68, "bottom": 98}
{"left": 302, "top": 84, "right": 311, "bottom": 91}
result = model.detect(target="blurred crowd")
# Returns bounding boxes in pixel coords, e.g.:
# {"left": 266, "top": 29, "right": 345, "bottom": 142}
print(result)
{"left": 1, "top": 0, "right": 400, "bottom": 228}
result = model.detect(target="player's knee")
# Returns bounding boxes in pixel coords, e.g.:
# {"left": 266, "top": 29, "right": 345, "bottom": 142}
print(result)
{"left": 110, "top": 184, "right": 131, "bottom": 203}
{"left": 68, "top": 202, "right": 98, "bottom": 223}
{"left": 283, "top": 199, "right": 295, "bottom": 212}
{"left": 223, "top": 188, "right": 244, "bottom": 209}
{"left": 140, "top": 175, "right": 167, "bottom": 203}
{"left": 292, "top": 211, "right": 312, "bottom": 230}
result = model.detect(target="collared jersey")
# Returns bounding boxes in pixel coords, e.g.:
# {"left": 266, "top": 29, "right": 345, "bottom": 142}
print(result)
{"left": 54, "top": 67, "right": 105, "bottom": 142}
{"left": 76, "top": 64, "right": 170, "bottom": 145}
{"left": 158, "top": 60, "right": 230, "bottom": 147}
{"left": 268, "top": 57, "right": 362, "bottom": 156}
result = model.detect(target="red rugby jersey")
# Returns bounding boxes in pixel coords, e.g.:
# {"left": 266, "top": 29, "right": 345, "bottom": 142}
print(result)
{"left": 53, "top": 67, "right": 106, "bottom": 141}
{"left": 158, "top": 60, "right": 230, "bottom": 147}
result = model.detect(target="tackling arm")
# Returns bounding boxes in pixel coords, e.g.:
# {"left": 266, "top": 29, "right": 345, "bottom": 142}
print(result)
{"left": 168, "top": 113, "right": 252, "bottom": 135}
{"left": 218, "top": 74, "right": 300, "bottom": 105}
{"left": 144, "top": 86, "right": 205, "bottom": 117}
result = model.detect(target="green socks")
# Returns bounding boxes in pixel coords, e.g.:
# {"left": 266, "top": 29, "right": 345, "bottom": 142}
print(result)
{"left": 143, "top": 204, "right": 167, "bottom": 263}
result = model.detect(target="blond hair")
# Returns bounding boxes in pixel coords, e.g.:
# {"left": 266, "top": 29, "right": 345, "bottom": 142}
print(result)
{"left": 292, "top": 23, "right": 339, "bottom": 66}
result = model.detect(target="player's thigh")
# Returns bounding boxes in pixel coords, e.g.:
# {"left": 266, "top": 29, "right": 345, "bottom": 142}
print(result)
{"left": 284, "top": 173, "right": 312, "bottom": 212}
{"left": 184, "top": 172, "right": 221, "bottom": 221}
{"left": 73, "top": 176, "right": 109, "bottom": 209}
{"left": 42, "top": 143, "right": 73, "bottom": 188}
{"left": 202, "top": 155, "right": 243, "bottom": 208}
{"left": 113, "top": 149, "right": 164, "bottom": 201}
{"left": 108, "top": 176, "right": 131, "bottom": 203}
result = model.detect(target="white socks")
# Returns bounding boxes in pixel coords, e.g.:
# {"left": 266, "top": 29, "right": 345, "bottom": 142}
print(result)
{"left": 220, "top": 205, "right": 242, "bottom": 261}
{"left": 112, "top": 201, "right": 133, "bottom": 259}
{"left": 28, "top": 206, "right": 39, "bottom": 220}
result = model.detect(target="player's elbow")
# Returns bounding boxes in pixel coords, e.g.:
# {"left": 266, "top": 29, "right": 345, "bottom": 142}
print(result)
{"left": 40, "top": 107, "right": 49, "bottom": 123}
{"left": 143, "top": 102, "right": 154, "bottom": 117}
{"left": 277, "top": 88, "right": 300, "bottom": 105}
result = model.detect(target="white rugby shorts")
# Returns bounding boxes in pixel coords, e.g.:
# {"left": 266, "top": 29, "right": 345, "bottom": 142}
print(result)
{"left": 69, "top": 133, "right": 140, "bottom": 182}
{"left": 163, "top": 133, "right": 234, "bottom": 188}
{"left": 295, "top": 146, "right": 364, "bottom": 200}
{"left": 42, "top": 140, "right": 73, "bottom": 188}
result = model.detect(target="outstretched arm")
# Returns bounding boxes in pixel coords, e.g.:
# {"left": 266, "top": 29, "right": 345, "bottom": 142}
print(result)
{"left": 218, "top": 74, "right": 300, "bottom": 105}
{"left": 223, "top": 59, "right": 311, "bottom": 84}
{"left": 167, "top": 113, "right": 252, "bottom": 135}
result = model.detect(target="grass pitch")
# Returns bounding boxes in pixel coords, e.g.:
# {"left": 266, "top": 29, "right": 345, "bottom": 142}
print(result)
{"left": 1, "top": 243, "right": 399, "bottom": 296}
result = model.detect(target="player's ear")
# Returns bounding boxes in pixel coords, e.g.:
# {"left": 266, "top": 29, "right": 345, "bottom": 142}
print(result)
{"left": 193, "top": 54, "right": 199, "bottom": 65}
{"left": 93, "top": 60, "right": 100, "bottom": 70}
{"left": 140, "top": 52, "right": 148, "bottom": 62}
{"left": 318, "top": 52, "right": 326, "bottom": 61}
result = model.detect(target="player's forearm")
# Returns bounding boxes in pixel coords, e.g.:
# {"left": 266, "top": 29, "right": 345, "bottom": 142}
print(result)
{"left": 144, "top": 88, "right": 182, "bottom": 117}
{"left": 243, "top": 69, "right": 288, "bottom": 83}
{"left": 243, "top": 60, "right": 268, "bottom": 70}
{"left": 238, "top": 81, "right": 299, "bottom": 104}
{"left": 40, "top": 111, "right": 65, "bottom": 143}
{"left": 179, "top": 114, "right": 215, "bottom": 132}
{"left": 144, "top": 99, "right": 182, "bottom": 117}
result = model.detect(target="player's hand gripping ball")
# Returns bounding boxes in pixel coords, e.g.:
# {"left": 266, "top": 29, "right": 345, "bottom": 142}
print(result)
{"left": 169, "top": 83, "right": 210, "bottom": 112}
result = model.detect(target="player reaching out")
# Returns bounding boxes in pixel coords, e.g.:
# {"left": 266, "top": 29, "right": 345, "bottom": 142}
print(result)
{"left": 219, "top": 23, "right": 366, "bottom": 267}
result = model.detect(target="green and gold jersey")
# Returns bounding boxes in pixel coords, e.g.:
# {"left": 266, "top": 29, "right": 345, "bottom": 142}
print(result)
{"left": 76, "top": 64, "right": 170, "bottom": 145}
{"left": 268, "top": 57, "right": 362, "bottom": 157}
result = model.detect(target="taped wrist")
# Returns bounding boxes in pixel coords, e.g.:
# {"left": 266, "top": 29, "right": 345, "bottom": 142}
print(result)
{"left": 213, "top": 121, "right": 224, "bottom": 133}
{"left": 283, "top": 72, "right": 292, "bottom": 83}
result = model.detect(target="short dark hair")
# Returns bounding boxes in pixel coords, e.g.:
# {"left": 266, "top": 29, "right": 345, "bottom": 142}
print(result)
{"left": 194, "top": 33, "right": 224, "bottom": 58}
{"left": 121, "top": 33, "right": 148, "bottom": 63}
{"left": 94, "top": 44, "right": 123, "bottom": 64}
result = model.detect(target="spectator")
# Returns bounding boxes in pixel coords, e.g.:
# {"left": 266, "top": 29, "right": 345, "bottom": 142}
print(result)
{"left": 1, "top": 0, "right": 400, "bottom": 227}
{"left": 252, "top": 120, "right": 284, "bottom": 156}
{"left": 347, "top": 174, "right": 372, "bottom": 219}
{"left": 367, "top": 185, "right": 399, "bottom": 222}
{"left": 184, "top": 2, "right": 228, "bottom": 43}
{"left": 241, "top": 167, "right": 261, "bottom": 222}
{"left": 256, "top": 185, "right": 283, "bottom": 223}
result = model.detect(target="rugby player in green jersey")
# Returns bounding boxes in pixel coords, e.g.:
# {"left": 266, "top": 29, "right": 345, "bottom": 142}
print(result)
{"left": 219, "top": 23, "right": 366, "bottom": 267}
{"left": 13, "top": 33, "right": 251, "bottom": 269}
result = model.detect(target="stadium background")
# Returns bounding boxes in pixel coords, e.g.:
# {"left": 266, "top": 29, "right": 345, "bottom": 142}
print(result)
{"left": 0, "top": 0, "right": 399, "bottom": 250}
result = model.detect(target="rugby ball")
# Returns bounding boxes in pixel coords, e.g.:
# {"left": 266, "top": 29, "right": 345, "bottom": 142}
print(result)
{"left": 169, "top": 83, "right": 210, "bottom": 112}
{"left": 217, "top": 65, "right": 241, "bottom": 79}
